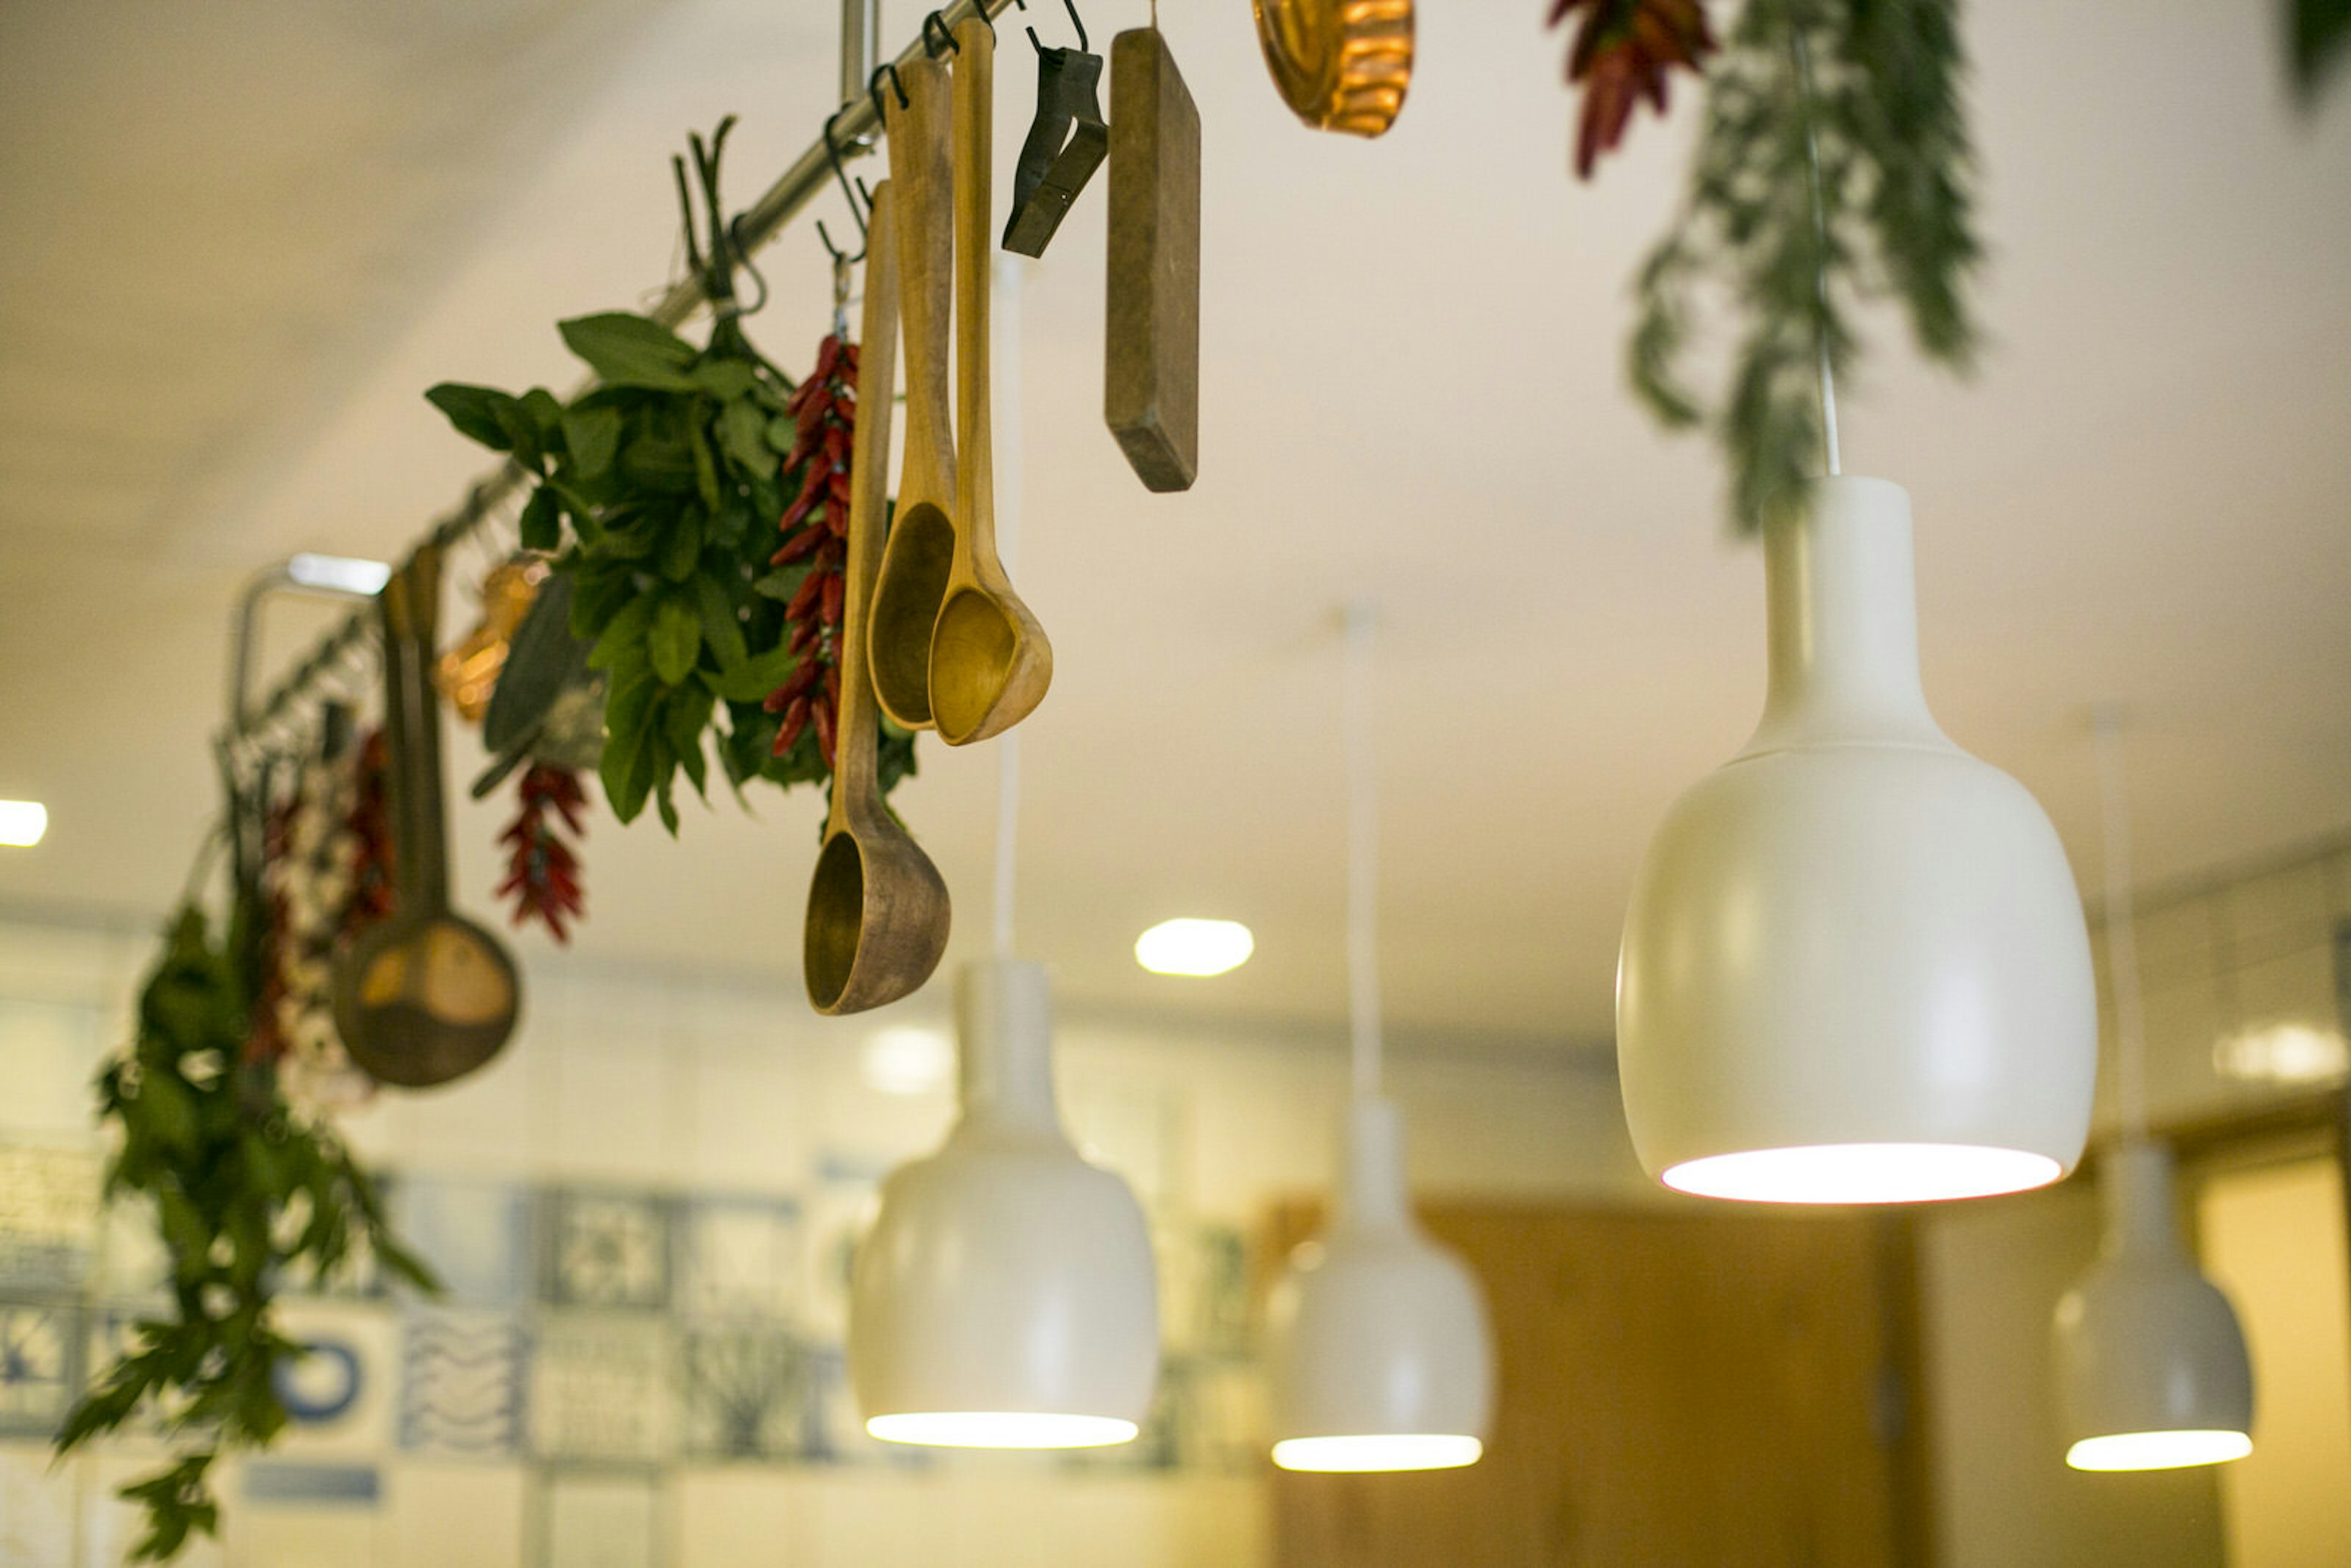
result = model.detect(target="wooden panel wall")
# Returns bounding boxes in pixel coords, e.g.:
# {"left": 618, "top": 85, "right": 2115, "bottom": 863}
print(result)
{"left": 1267, "top": 1202, "right": 1931, "bottom": 1568}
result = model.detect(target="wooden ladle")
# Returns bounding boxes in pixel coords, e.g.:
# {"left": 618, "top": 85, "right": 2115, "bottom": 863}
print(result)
{"left": 929, "top": 17, "right": 1054, "bottom": 747}
{"left": 804, "top": 181, "right": 952, "bottom": 1016}
{"left": 334, "top": 544, "right": 521, "bottom": 1087}
{"left": 865, "top": 56, "right": 957, "bottom": 732}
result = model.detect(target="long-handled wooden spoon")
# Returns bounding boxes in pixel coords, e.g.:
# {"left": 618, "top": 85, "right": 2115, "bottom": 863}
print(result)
{"left": 804, "top": 182, "right": 951, "bottom": 1016}
{"left": 335, "top": 545, "right": 521, "bottom": 1087}
{"left": 866, "top": 56, "right": 957, "bottom": 731}
{"left": 929, "top": 17, "right": 1054, "bottom": 746}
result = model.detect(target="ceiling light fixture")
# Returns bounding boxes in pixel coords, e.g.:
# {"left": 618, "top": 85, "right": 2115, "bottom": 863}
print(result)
{"left": 2053, "top": 710, "right": 2254, "bottom": 1472}
{"left": 1265, "top": 604, "right": 1493, "bottom": 1474}
{"left": 0, "top": 801, "right": 47, "bottom": 847}
{"left": 1134, "top": 918, "right": 1253, "bottom": 976}
{"left": 860, "top": 1026, "right": 956, "bottom": 1096}
{"left": 847, "top": 288, "right": 1158, "bottom": 1450}
{"left": 1613, "top": 42, "right": 2095, "bottom": 1204}
{"left": 285, "top": 553, "right": 394, "bottom": 596}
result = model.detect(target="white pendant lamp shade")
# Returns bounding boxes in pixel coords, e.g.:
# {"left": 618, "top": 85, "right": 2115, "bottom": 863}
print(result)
{"left": 1265, "top": 1099, "right": 1494, "bottom": 1472}
{"left": 847, "top": 958, "right": 1160, "bottom": 1447}
{"left": 1616, "top": 477, "right": 2098, "bottom": 1204}
{"left": 2053, "top": 1139, "right": 2254, "bottom": 1470}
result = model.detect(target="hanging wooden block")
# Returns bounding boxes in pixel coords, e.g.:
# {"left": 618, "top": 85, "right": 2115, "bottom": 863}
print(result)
{"left": 1104, "top": 27, "right": 1199, "bottom": 493}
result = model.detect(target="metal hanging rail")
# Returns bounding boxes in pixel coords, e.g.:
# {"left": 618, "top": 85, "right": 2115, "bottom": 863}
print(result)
{"left": 232, "top": 0, "right": 1017, "bottom": 751}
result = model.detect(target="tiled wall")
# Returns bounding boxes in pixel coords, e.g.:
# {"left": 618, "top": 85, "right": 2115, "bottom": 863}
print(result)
{"left": 2088, "top": 836, "right": 2351, "bottom": 1130}
{"left": 0, "top": 918, "right": 1643, "bottom": 1568}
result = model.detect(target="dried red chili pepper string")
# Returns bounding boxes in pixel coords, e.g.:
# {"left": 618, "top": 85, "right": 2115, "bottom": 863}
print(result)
{"left": 767, "top": 331, "right": 859, "bottom": 768}
{"left": 342, "top": 729, "right": 397, "bottom": 937}
{"left": 1550, "top": 0, "right": 1718, "bottom": 178}
{"left": 247, "top": 789, "right": 300, "bottom": 1065}
{"left": 497, "top": 765, "right": 589, "bottom": 942}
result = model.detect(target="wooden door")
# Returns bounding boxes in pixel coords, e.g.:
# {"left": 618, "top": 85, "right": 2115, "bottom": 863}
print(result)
{"left": 1269, "top": 1202, "right": 1931, "bottom": 1568}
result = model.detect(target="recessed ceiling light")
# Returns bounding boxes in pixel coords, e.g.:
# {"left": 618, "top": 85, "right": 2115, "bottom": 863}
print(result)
{"left": 287, "top": 553, "right": 392, "bottom": 595}
{"left": 860, "top": 1026, "right": 954, "bottom": 1096}
{"left": 1134, "top": 918, "right": 1253, "bottom": 977}
{"left": 0, "top": 801, "right": 47, "bottom": 847}
{"left": 2213, "top": 1021, "right": 2348, "bottom": 1085}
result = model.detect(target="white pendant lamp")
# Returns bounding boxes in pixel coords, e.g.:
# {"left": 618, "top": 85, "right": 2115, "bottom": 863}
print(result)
{"left": 848, "top": 957, "right": 1161, "bottom": 1448}
{"left": 1615, "top": 475, "right": 2097, "bottom": 1202}
{"left": 847, "top": 261, "right": 1159, "bottom": 1449}
{"left": 2052, "top": 712, "right": 2254, "bottom": 1471}
{"left": 1613, "top": 50, "right": 2096, "bottom": 1204}
{"left": 1265, "top": 605, "right": 1494, "bottom": 1473}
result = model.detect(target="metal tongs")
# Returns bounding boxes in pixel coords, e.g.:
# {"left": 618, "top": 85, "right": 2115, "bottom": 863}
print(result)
{"left": 1001, "top": 0, "right": 1107, "bottom": 257}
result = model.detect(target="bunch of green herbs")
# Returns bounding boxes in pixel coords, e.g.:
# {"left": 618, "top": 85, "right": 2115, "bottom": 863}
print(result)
{"left": 1630, "top": 0, "right": 1980, "bottom": 531}
{"left": 427, "top": 119, "right": 913, "bottom": 831}
{"left": 56, "top": 901, "right": 434, "bottom": 1562}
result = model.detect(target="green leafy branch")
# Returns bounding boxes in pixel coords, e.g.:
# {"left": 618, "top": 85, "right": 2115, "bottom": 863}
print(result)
{"left": 1630, "top": 0, "right": 1980, "bottom": 531}
{"left": 427, "top": 119, "right": 913, "bottom": 833}
{"left": 56, "top": 906, "right": 435, "bottom": 1562}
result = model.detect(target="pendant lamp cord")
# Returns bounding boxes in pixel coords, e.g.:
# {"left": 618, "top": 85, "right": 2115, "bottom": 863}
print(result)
{"left": 991, "top": 256, "right": 1024, "bottom": 959}
{"left": 1343, "top": 601, "right": 1382, "bottom": 1101}
{"left": 2091, "top": 707, "right": 2150, "bottom": 1140}
{"left": 1791, "top": 28, "right": 1842, "bottom": 478}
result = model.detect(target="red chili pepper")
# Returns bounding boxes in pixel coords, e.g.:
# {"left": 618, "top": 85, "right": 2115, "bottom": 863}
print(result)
{"left": 773, "top": 695, "right": 811, "bottom": 756}
{"left": 812, "top": 691, "right": 837, "bottom": 768}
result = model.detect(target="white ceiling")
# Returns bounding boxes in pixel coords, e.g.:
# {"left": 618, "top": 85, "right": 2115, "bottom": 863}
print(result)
{"left": 2, "top": 0, "right": 2347, "bottom": 1046}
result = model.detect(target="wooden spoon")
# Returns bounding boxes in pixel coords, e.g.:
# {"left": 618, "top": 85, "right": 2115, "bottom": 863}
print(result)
{"left": 804, "top": 181, "right": 952, "bottom": 1016}
{"left": 334, "top": 544, "right": 521, "bottom": 1087}
{"left": 929, "top": 17, "right": 1054, "bottom": 747}
{"left": 865, "top": 56, "right": 957, "bottom": 732}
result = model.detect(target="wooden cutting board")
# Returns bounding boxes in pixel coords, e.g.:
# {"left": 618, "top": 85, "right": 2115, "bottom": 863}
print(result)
{"left": 1104, "top": 27, "right": 1199, "bottom": 493}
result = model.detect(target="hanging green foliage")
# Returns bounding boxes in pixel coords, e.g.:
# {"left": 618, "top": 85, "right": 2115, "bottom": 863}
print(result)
{"left": 55, "top": 901, "right": 435, "bottom": 1562}
{"left": 2293, "top": 0, "right": 2351, "bottom": 102}
{"left": 427, "top": 119, "right": 915, "bottom": 833}
{"left": 1625, "top": 0, "right": 1980, "bottom": 531}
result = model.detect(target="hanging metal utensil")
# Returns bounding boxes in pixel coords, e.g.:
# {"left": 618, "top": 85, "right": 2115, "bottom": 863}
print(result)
{"left": 334, "top": 544, "right": 521, "bottom": 1088}
{"left": 1251, "top": 0, "right": 1413, "bottom": 138}
{"left": 1002, "top": 0, "right": 1108, "bottom": 257}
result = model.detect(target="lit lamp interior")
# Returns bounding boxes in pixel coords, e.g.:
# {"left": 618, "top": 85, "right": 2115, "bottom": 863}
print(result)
{"left": 2065, "top": 1430, "right": 2254, "bottom": 1472}
{"left": 864, "top": 1412, "right": 1139, "bottom": 1450}
{"left": 1660, "top": 1144, "right": 2064, "bottom": 1205}
{"left": 1271, "top": 1435, "right": 1485, "bottom": 1473}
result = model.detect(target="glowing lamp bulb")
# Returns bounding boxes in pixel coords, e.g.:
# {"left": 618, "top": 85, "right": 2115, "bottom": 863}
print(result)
{"left": 1134, "top": 918, "right": 1254, "bottom": 977}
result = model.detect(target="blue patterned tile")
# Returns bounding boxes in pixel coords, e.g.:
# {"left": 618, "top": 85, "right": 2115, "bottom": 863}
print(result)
{"left": 673, "top": 1196, "right": 800, "bottom": 1321}
{"left": 0, "top": 1299, "right": 80, "bottom": 1437}
{"left": 544, "top": 1191, "right": 669, "bottom": 1310}
{"left": 679, "top": 1325, "right": 806, "bottom": 1461}
{"left": 399, "top": 1308, "right": 527, "bottom": 1458}
{"left": 0, "top": 1146, "right": 99, "bottom": 1294}
{"left": 528, "top": 1313, "right": 675, "bottom": 1463}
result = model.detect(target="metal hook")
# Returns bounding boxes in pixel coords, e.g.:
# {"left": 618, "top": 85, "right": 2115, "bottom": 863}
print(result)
{"left": 821, "top": 106, "right": 869, "bottom": 241}
{"left": 1027, "top": 0, "right": 1084, "bottom": 56}
{"left": 869, "top": 61, "right": 908, "bottom": 129}
{"left": 725, "top": 216, "right": 771, "bottom": 316}
{"left": 817, "top": 106, "right": 868, "bottom": 268}
{"left": 922, "top": 11, "right": 959, "bottom": 55}
{"left": 816, "top": 217, "right": 862, "bottom": 269}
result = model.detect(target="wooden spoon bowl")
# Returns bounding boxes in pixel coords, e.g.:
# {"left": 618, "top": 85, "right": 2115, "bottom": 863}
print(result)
{"left": 931, "top": 577, "right": 1051, "bottom": 744}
